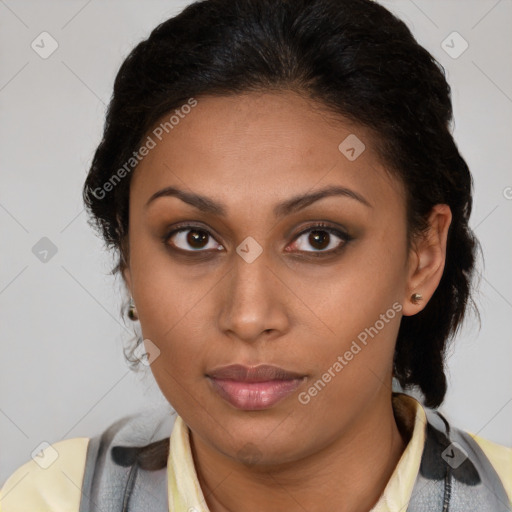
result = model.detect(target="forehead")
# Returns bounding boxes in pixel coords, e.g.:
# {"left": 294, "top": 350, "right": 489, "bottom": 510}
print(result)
{"left": 130, "top": 91, "right": 404, "bottom": 214}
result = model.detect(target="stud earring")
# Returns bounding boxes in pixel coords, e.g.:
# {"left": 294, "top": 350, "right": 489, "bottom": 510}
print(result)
{"left": 411, "top": 293, "right": 423, "bottom": 304}
{"left": 128, "top": 297, "right": 139, "bottom": 321}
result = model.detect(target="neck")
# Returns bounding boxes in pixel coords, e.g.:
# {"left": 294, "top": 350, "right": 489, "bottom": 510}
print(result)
{"left": 190, "top": 391, "right": 410, "bottom": 512}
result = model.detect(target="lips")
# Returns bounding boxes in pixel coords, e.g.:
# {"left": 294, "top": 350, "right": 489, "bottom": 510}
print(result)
{"left": 207, "top": 364, "right": 305, "bottom": 382}
{"left": 206, "top": 364, "right": 306, "bottom": 410}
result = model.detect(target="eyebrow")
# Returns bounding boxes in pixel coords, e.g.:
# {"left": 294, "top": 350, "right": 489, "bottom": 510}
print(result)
{"left": 144, "top": 184, "right": 372, "bottom": 217}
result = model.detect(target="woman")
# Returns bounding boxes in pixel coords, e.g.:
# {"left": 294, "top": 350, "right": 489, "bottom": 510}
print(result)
{"left": 1, "top": 0, "right": 510, "bottom": 510}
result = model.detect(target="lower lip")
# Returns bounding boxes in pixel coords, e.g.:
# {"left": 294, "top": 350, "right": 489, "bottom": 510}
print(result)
{"left": 207, "top": 377, "right": 305, "bottom": 410}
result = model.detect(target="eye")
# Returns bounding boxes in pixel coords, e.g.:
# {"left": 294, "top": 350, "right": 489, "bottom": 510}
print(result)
{"left": 289, "top": 223, "right": 351, "bottom": 256}
{"left": 162, "top": 222, "right": 351, "bottom": 256}
{"left": 164, "top": 225, "right": 224, "bottom": 252}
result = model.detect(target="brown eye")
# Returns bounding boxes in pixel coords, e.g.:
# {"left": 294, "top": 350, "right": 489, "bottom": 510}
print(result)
{"left": 165, "top": 227, "right": 224, "bottom": 252}
{"left": 290, "top": 224, "right": 351, "bottom": 255}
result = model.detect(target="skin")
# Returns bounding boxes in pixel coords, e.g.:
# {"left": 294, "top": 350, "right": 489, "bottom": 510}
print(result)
{"left": 122, "top": 90, "right": 452, "bottom": 512}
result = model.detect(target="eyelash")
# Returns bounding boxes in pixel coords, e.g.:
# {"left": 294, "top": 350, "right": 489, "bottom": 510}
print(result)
{"left": 161, "top": 222, "right": 353, "bottom": 258}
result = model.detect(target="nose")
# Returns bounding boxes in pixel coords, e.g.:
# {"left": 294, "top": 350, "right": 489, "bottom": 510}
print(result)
{"left": 217, "top": 245, "right": 290, "bottom": 344}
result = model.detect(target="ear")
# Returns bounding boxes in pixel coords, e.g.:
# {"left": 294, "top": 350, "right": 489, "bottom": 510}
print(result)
{"left": 121, "top": 251, "right": 132, "bottom": 296}
{"left": 122, "top": 265, "right": 132, "bottom": 295}
{"left": 120, "top": 239, "right": 132, "bottom": 295}
{"left": 402, "top": 204, "right": 452, "bottom": 316}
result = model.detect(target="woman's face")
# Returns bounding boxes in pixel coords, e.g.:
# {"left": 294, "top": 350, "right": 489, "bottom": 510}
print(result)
{"left": 123, "top": 91, "right": 419, "bottom": 465}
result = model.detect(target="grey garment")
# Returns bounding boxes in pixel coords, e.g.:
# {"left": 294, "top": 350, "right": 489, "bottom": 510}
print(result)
{"left": 408, "top": 408, "right": 511, "bottom": 512}
{"left": 79, "top": 404, "right": 511, "bottom": 512}
{"left": 79, "top": 406, "right": 176, "bottom": 512}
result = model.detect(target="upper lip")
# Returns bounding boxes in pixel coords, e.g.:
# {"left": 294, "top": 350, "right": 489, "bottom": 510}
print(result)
{"left": 207, "top": 364, "right": 305, "bottom": 382}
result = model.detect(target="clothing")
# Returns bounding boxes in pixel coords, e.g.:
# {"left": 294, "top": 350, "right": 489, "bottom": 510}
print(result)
{"left": 0, "top": 393, "right": 510, "bottom": 511}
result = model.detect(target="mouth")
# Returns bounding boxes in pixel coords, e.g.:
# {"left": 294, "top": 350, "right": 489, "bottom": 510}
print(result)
{"left": 206, "top": 364, "right": 307, "bottom": 410}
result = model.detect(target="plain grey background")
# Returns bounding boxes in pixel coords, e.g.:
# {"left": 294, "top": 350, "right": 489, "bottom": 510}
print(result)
{"left": 1, "top": 0, "right": 511, "bottom": 486}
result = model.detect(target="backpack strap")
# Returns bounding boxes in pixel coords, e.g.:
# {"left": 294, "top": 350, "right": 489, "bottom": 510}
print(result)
{"left": 408, "top": 407, "right": 511, "bottom": 512}
{"left": 79, "top": 407, "right": 176, "bottom": 512}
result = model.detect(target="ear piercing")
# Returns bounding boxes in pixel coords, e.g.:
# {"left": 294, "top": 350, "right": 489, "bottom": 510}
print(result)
{"left": 411, "top": 293, "right": 423, "bottom": 304}
{"left": 128, "top": 297, "right": 139, "bottom": 321}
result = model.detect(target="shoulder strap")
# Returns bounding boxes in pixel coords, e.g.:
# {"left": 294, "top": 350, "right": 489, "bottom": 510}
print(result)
{"left": 79, "top": 407, "right": 176, "bottom": 512}
{"left": 407, "top": 407, "right": 511, "bottom": 512}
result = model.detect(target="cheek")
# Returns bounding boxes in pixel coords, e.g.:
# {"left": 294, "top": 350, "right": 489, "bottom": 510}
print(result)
{"left": 129, "top": 229, "right": 197, "bottom": 326}
{"left": 297, "top": 296, "right": 402, "bottom": 417}
{"left": 308, "top": 237, "right": 405, "bottom": 334}
{"left": 128, "top": 238, "right": 208, "bottom": 380}
{"left": 298, "top": 239, "right": 405, "bottom": 391}
{"left": 137, "top": 303, "right": 209, "bottom": 415}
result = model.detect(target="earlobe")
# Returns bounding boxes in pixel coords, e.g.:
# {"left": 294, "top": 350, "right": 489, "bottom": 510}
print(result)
{"left": 402, "top": 204, "right": 452, "bottom": 316}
